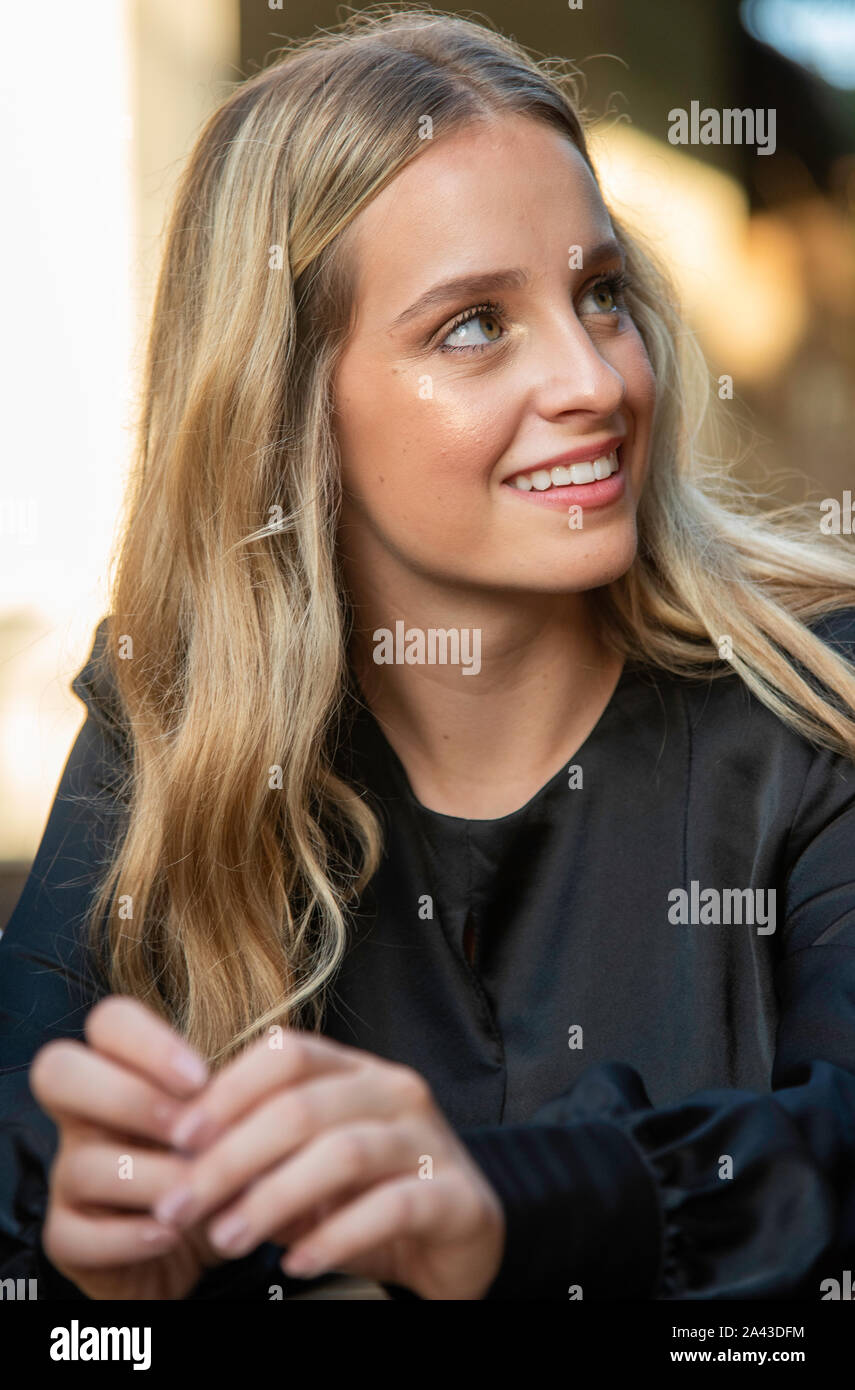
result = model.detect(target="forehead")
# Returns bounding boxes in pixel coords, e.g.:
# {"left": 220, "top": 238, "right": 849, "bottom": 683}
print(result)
{"left": 345, "top": 114, "right": 613, "bottom": 316}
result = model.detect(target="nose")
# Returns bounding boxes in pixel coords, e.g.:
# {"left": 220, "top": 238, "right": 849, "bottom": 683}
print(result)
{"left": 528, "top": 305, "right": 627, "bottom": 422}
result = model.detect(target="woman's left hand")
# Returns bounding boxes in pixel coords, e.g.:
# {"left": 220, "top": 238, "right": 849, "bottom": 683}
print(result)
{"left": 151, "top": 1029, "right": 506, "bottom": 1300}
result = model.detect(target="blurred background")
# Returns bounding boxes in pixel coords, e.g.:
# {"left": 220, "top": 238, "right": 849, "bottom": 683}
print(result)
{"left": 1, "top": 0, "right": 854, "bottom": 928}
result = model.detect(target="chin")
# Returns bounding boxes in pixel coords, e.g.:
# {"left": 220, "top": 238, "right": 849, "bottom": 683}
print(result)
{"left": 510, "top": 530, "right": 639, "bottom": 595}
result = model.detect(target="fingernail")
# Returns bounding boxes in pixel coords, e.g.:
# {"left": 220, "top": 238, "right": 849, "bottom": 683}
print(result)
{"left": 209, "top": 1215, "right": 251, "bottom": 1255}
{"left": 171, "top": 1109, "right": 215, "bottom": 1151}
{"left": 169, "top": 1048, "right": 208, "bottom": 1088}
{"left": 154, "top": 1185, "right": 195, "bottom": 1226}
{"left": 284, "top": 1247, "right": 324, "bottom": 1276}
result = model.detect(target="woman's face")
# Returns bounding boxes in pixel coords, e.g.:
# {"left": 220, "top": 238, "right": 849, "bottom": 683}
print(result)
{"left": 332, "top": 113, "right": 657, "bottom": 598}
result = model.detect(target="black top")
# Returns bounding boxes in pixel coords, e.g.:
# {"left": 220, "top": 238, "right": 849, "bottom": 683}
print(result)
{"left": 2, "top": 609, "right": 855, "bottom": 1300}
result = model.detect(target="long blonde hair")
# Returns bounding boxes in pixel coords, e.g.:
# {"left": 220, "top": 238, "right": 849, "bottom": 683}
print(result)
{"left": 86, "top": 4, "right": 855, "bottom": 1066}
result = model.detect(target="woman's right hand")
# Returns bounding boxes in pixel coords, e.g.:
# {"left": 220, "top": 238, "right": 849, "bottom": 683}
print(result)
{"left": 29, "top": 995, "right": 229, "bottom": 1300}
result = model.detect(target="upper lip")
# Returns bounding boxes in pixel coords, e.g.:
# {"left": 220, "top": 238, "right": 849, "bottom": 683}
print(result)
{"left": 504, "top": 434, "right": 626, "bottom": 483}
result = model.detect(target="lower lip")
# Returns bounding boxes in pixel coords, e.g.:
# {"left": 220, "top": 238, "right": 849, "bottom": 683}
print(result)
{"left": 502, "top": 447, "right": 626, "bottom": 511}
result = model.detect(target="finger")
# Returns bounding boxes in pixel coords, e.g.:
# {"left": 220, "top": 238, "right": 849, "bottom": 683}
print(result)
{"left": 153, "top": 1069, "right": 422, "bottom": 1228}
{"left": 272, "top": 1208, "right": 324, "bottom": 1248}
{"left": 281, "top": 1174, "right": 463, "bottom": 1279}
{"left": 30, "top": 1040, "right": 191, "bottom": 1148}
{"left": 84, "top": 995, "right": 209, "bottom": 1097}
{"left": 54, "top": 1138, "right": 191, "bottom": 1211}
{"left": 169, "top": 1028, "right": 373, "bottom": 1154}
{"left": 259, "top": 1197, "right": 347, "bottom": 1253}
{"left": 44, "top": 1208, "right": 180, "bottom": 1270}
{"left": 202, "top": 1122, "right": 418, "bottom": 1257}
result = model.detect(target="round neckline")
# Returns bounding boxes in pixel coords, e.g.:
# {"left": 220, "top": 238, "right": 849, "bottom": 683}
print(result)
{"left": 361, "top": 658, "right": 636, "bottom": 829}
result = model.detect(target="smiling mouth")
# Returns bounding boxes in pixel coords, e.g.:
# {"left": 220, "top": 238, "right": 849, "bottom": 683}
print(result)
{"left": 507, "top": 448, "right": 620, "bottom": 492}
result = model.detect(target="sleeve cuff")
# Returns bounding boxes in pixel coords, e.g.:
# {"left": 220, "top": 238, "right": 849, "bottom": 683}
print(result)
{"left": 458, "top": 1119, "right": 664, "bottom": 1299}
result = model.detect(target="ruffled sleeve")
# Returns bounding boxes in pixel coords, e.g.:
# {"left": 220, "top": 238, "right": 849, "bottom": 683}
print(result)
{"left": 454, "top": 718, "right": 855, "bottom": 1300}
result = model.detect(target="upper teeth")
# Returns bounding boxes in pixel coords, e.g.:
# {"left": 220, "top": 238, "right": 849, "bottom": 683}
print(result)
{"left": 511, "top": 450, "right": 619, "bottom": 491}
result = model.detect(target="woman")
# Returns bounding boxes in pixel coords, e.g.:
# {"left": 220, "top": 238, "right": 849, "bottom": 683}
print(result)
{"left": 2, "top": 6, "right": 855, "bottom": 1302}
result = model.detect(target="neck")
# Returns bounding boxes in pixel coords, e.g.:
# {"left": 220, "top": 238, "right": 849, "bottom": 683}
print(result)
{"left": 347, "top": 576, "right": 623, "bottom": 819}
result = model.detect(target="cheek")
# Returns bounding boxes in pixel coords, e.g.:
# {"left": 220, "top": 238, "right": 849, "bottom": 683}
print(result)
{"left": 621, "top": 343, "right": 657, "bottom": 496}
{"left": 619, "top": 333, "right": 657, "bottom": 420}
{"left": 339, "top": 364, "right": 508, "bottom": 510}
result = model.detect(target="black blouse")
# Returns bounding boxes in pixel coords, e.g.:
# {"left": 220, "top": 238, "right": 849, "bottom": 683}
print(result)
{"left": 2, "top": 609, "right": 855, "bottom": 1300}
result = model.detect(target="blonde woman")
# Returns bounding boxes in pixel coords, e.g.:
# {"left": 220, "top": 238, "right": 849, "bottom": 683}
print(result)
{"left": 2, "top": 6, "right": 855, "bottom": 1302}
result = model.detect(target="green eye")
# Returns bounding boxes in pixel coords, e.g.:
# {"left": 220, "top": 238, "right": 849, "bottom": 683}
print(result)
{"left": 591, "top": 284, "right": 616, "bottom": 310}
{"left": 581, "top": 270, "right": 632, "bottom": 315}
{"left": 436, "top": 270, "right": 632, "bottom": 356}
{"left": 440, "top": 303, "right": 504, "bottom": 353}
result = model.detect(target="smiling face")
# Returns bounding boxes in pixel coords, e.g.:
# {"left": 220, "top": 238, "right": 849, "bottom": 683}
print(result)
{"left": 332, "top": 113, "right": 657, "bottom": 600}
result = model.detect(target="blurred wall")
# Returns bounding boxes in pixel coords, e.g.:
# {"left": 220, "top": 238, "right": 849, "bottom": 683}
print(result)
{"left": 0, "top": 0, "right": 239, "bottom": 923}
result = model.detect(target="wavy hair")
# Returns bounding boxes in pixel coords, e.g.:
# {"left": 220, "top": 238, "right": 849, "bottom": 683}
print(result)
{"left": 85, "top": 4, "right": 855, "bottom": 1066}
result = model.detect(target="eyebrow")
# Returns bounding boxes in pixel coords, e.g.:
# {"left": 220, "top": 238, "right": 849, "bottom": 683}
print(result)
{"left": 389, "top": 238, "right": 625, "bottom": 333}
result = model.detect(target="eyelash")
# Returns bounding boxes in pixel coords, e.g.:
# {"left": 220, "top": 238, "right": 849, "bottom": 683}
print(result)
{"left": 436, "top": 269, "right": 634, "bottom": 355}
